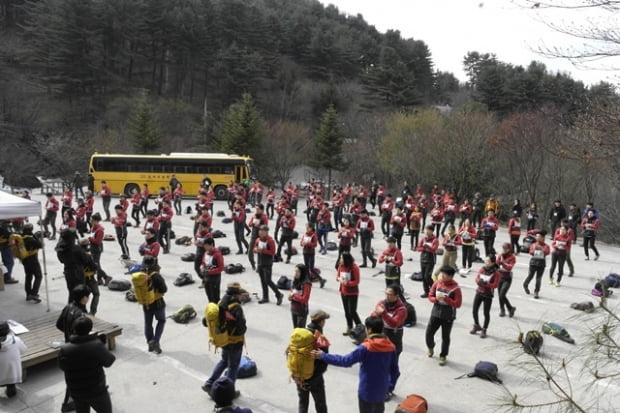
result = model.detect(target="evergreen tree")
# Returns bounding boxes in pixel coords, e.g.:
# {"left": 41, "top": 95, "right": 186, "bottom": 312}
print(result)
{"left": 308, "top": 104, "right": 348, "bottom": 197}
{"left": 129, "top": 91, "right": 161, "bottom": 153}
{"left": 218, "top": 93, "right": 267, "bottom": 163}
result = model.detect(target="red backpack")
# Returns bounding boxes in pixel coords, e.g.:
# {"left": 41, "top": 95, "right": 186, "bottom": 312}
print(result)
{"left": 395, "top": 394, "right": 428, "bottom": 413}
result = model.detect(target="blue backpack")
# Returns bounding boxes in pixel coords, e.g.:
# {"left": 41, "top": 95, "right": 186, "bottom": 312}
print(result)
{"left": 237, "top": 355, "right": 257, "bottom": 378}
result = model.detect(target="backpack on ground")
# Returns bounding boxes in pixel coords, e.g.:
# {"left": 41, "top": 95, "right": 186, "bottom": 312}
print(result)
{"left": 222, "top": 217, "right": 232, "bottom": 224}
{"left": 181, "top": 252, "right": 196, "bottom": 262}
{"left": 170, "top": 304, "right": 197, "bottom": 324}
{"left": 592, "top": 280, "right": 613, "bottom": 297}
{"left": 542, "top": 322, "right": 575, "bottom": 344}
{"left": 604, "top": 273, "right": 620, "bottom": 288}
{"left": 220, "top": 246, "right": 231, "bottom": 255}
{"left": 107, "top": 278, "right": 131, "bottom": 291}
{"left": 205, "top": 301, "right": 240, "bottom": 351}
{"left": 212, "top": 230, "right": 226, "bottom": 238}
{"left": 410, "top": 272, "right": 423, "bottom": 282}
{"left": 8, "top": 234, "right": 37, "bottom": 261}
{"left": 125, "top": 288, "right": 137, "bottom": 302}
{"left": 519, "top": 330, "right": 543, "bottom": 355}
{"left": 285, "top": 246, "right": 298, "bottom": 256}
{"left": 131, "top": 272, "right": 155, "bottom": 304}
{"left": 404, "top": 302, "right": 417, "bottom": 327}
{"left": 225, "top": 263, "right": 245, "bottom": 274}
{"left": 173, "top": 272, "right": 195, "bottom": 287}
{"left": 309, "top": 267, "right": 322, "bottom": 282}
{"left": 169, "top": 230, "right": 176, "bottom": 239}
{"left": 570, "top": 301, "right": 595, "bottom": 312}
{"left": 277, "top": 275, "right": 291, "bottom": 290}
{"left": 286, "top": 328, "right": 316, "bottom": 385}
{"left": 325, "top": 241, "right": 337, "bottom": 251}
{"left": 174, "top": 236, "right": 192, "bottom": 246}
{"left": 458, "top": 361, "right": 502, "bottom": 384}
{"left": 237, "top": 355, "right": 257, "bottom": 378}
{"left": 216, "top": 210, "right": 226, "bottom": 217}
{"left": 185, "top": 206, "right": 192, "bottom": 214}
{"left": 395, "top": 394, "right": 428, "bottom": 413}
{"left": 349, "top": 324, "right": 367, "bottom": 345}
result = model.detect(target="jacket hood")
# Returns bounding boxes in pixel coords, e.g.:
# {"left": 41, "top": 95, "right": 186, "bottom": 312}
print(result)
{"left": 363, "top": 334, "right": 396, "bottom": 353}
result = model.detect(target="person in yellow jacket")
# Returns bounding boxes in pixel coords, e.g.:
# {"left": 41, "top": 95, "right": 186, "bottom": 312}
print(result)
{"left": 484, "top": 194, "right": 500, "bottom": 216}
{"left": 141, "top": 256, "right": 167, "bottom": 354}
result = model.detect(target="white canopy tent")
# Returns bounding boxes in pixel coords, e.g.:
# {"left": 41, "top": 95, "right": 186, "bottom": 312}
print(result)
{"left": 0, "top": 190, "right": 50, "bottom": 311}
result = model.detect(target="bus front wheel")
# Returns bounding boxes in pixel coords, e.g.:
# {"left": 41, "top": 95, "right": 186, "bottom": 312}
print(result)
{"left": 214, "top": 185, "right": 228, "bottom": 200}
{"left": 124, "top": 183, "right": 140, "bottom": 197}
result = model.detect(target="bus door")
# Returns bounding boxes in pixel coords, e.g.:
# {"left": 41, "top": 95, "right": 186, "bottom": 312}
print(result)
{"left": 235, "top": 165, "right": 246, "bottom": 183}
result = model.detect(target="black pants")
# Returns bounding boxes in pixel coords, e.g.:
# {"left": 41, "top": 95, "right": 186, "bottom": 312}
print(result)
{"left": 277, "top": 235, "right": 293, "bottom": 261}
{"left": 391, "top": 232, "right": 403, "bottom": 250}
{"left": 425, "top": 316, "right": 454, "bottom": 357}
{"left": 266, "top": 203, "right": 274, "bottom": 219}
{"left": 358, "top": 395, "right": 385, "bottom": 413}
{"left": 483, "top": 235, "right": 495, "bottom": 256}
{"left": 174, "top": 197, "right": 182, "bottom": 215}
{"left": 432, "top": 223, "right": 441, "bottom": 237}
{"left": 248, "top": 236, "right": 258, "bottom": 267}
{"left": 132, "top": 207, "right": 141, "bottom": 226}
{"left": 115, "top": 225, "right": 129, "bottom": 257}
{"left": 472, "top": 210, "right": 483, "bottom": 228}
{"left": 291, "top": 311, "right": 308, "bottom": 329}
{"left": 510, "top": 234, "right": 520, "bottom": 254}
{"left": 43, "top": 211, "right": 57, "bottom": 237}
{"left": 341, "top": 294, "right": 361, "bottom": 329}
{"left": 90, "top": 244, "right": 108, "bottom": 284}
{"left": 472, "top": 293, "right": 493, "bottom": 329}
{"left": 102, "top": 197, "right": 111, "bottom": 220}
{"left": 297, "top": 374, "right": 327, "bottom": 413}
{"left": 441, "top": 217, "right": 455, "bottom": 235}
{"left": 381, "top": 213, "right": 391, "bottom": 235}
{"left": 194, "top": 247, "right": 205, "bottom": 278}
{"left": 141, "top": 199, "right": 149, "bottom": 217}
{"left": 461, "top": 244, "right": 474, "bottom": 268}
{"left": 360, "top": 236, "right": 374, "bottom": 266}
{"left": 549, "top": 253, "right": 567, "bottom": 282}
{"left": 85, "top": 276, "right": 100, "bottom": 315}
{"left": 498, "top": 275, "right": 513, "bottom": 313}
{"left": 409, "top": 231, "right": 419, "bottom": 249}
{"left": 583, "top": 236, "right": 599, "bottom": 258}
{"left": 73, "top": 390, "right": 112, "bottom": 413}
{"left": 23, "top": 257, "right": 42, "bottom": 297}
{"left": 384, "top": 327, "right": 403, "bottom": 357}
{"left": 257, "top": 265, "right": 280, "bottom": 301}
{"left": 421, "top": 261, "right": 435, "bottom": 294}
{"left": 204, "top": 274, "right": 221, "bottom": 303}
{"left": 158, "top": 221, "right": 170, "bottom": 252}
{"left": 234, "top": 224, "right": 249, "bottom": 253}
{"left": 524, "top": 264, "right": 545, "bottom": 293}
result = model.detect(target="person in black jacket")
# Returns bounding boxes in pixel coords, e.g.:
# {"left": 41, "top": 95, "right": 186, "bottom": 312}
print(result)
{"left": 59, "top": 316, "right": 115, "bottom": 413}
{"left": 142, "top": 256, "right": 167, "bottom": 354}
{"left": 20, "top": 223, "right": 43, "bottom": 303}
{"left": 297, "top": 310, "right": 330, "bottom": 413}
{"left": 56, "top": 228, "right": 93, "bottom": 303}
{"left": 56, "top": 284, "right": 91, "bottom": 412}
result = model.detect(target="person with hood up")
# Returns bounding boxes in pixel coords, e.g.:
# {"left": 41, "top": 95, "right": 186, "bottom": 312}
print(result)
{"left": 0, "top": 321, "right": 27, "bottom": 398}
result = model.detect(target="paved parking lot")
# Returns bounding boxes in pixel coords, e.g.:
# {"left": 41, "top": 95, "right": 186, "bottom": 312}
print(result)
{"left": 1, "top": 196, "right": 619, "bottom": 412}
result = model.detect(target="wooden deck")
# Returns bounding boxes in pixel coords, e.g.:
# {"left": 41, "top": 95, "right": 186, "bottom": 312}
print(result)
{"left": 19, "top": 311, "right": 122, "bottom": 369}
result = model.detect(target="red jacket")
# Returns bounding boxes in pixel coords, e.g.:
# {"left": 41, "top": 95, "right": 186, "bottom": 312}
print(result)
{"left": 551, "top": 233, "right": 572, "bottom": 254}
{"left": 316, "top": 209, "right": 331, "bottom": 226}
{"left": 580, "top": 217, "right": 600, "bottom": 233}
{"left": 378, "top": 247, "right": 403, "bottom": 267}
{"left": 337, "top": 263, "right": 360, "bottom": 296}
{"left": 62, "top": 191, "right": 73, "bottom": 207}
{"left": 89, "top": 223, "right": 105, "bottom": 246}
{"left": 417, "top": 234, "right": 439, "bottom": 253}
{"left": 480, "top": 216, "right": 499, "bottom": 232}
{"left": 430, "top": 207, "right": 444, "bottom": 225}
{"left": 85, "top": 196, "right": 94, "bottom": 214}
{"left": 300, "top": 231, "right": 318, "bottom": 254}
{"left": 458, "top": 225, "right": 477, "bottom": 246}
{"left": 143, "top": 218, "right": 160, "bottom": 234}
{"left": 390, "top": 212, "right": 407, "bottom": 231}
{"left": 248, "top": 213, "right": 268, "bottom": 230}
{"left": 111, "top": 211, "right": 127, "bottom": 228}
{"left": 45, "top": 197, "right": 60, "bottom": 212}
{"left": 380, "top": 199, "right": 394, "bottom": 214}
{"left": 131, "top": 192, "right": 142, "bottom": 208}
{"left": 290, "top": 281, "right": 312, "bottom": 308}
{"left": 120, "top": 198, "right": 129, "bottom": 212}
{"left": 497, "top": 252, "right": 516, "bottom": 275}
{"left": 201, "top": 247, "right": 224, "bottom": 275}
{"left": 231, "top": 208, "right": 246, "bottom": 224}
{"left": 100, "top": 184, "right": 111, "bottom": 197}
{"left": 372, "top": 298, "right": 407, "bottom": 329}
{"left": 158, "top": 206, "right": 174, "bottom": 222}
{"left": 140, "top": 240, "right": 161, "bottom": 258}
{"left": 508, "top": 218, "right": 522, "bottom": 235}
{"left": 474, "top": 266, "right": 500, "bottom": 296}
{"left": 429, "top": 279, "right": 462, "bottom": 309}
{"left": 442, "top": 233, "right": 462, "bottom": 251}
{"left": 356, "top": 216, "right": 375, "bottom": 234}
{"left": 338, "top": 226, "right": 355, "bottom": 246}
{"left": 529, "top": 241, "right": 550, "bottom": 261}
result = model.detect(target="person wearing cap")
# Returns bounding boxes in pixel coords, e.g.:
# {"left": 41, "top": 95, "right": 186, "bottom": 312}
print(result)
{"left": 200, "top": 237, "right": 225, "bottom": 303}
{"left": 289, "top": 264, "right": 312, "bottom": 328}
{"left": 470, "top": 255, "right": 500, "bottom": 338}
{"left": 210, "top": 376, "right": 253, "bottom": 413}
{"left": 356, "top": 209, "right": 377, "bottom": 268}
{"left": 56, "top": 284, "right": 90, "bottom": 412}
{"left": 59, "top": 316, "right": 115, "bottom": 413}
{"left": 254, "top": 225, "right": 283, "bottom": 305}
{"left": 548, "top": 199, "right": 566, "bottom": 236}
{"left": 141, "top": 256, "right": 167, "bottom": 354}
{"left": 297, "top": 310, "right": 330, "bottom": 413}
{"left": 18, "top": 223, "right": 43, "bottom": 303}
{"left": 378, "top": 237, "right": 404, "bottom": 294}
{"left": 523, "top": 230, "right": 550, "bottom": 298}
{"left": 202, "top": 282, "right": 247, "bottom": 395}
{"left": 497, "top": 243, "right": 516, "bottom": 317}
{"left": 425, "top": 266, "right": 462, "bottom": 366}
{"left": 0, "top": 320, "right": 27, "bottom": 398}
{"left": 418, "top": 225, "right": 439, "bottom": 298}
{"left": 88, "top": 213, "right": 111, "bottom": 287}
{"left": 311, "top": 316, "right": 399, "bottom": 412}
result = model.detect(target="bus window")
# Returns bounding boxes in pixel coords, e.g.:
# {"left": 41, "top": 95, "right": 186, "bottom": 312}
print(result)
{"left": 235, "top": 166, "right": 243, "bottom": 182}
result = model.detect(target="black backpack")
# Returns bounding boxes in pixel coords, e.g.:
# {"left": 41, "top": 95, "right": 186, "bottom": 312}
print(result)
{"left": 181, "top": 253, "right": 196, "bottom": 262}
{"left": 212, "top": 230, "right": 226, "bottom": 239}
{"left": 520, "top": 330, "right": 543, "bottom": 355}
{"left": 173, "top": 272, "right": 195, "bottom": 287}
{"left": 349, "top": 324, "right": 367, "bottom": 345}
{"left": 404, "top": 302, "right": 416, "bottom": 327}
{"left": 277, "top": 275, "right": 291, "bottom": 290}
{"left": 457, "top": 361, "right": 502, "bottom": 384}
{"left": 219, "top": 246, "right": 231, "bottom": 255}
{"left": 107, "top": 279, "right": 131, "bottom": 291}
{"left": 225, "top": 263, "right": 245, "bottom": 274}
{"left": 216, "top": 210, "right": 226, "bottom": 217}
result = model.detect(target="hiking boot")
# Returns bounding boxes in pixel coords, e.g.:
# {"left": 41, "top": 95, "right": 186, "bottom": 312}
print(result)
{"left": 499, "top": 310, "right": 506, "bottom": 317}
{"left": 201, "top": 383, "right": 212, "bottom": 394}
{"left": 359, "top": 264, "right": 368, "bottom": 268}
{"left": 548, "top": 278, "right": 554, "bottom": 285}
{"left": 480, "top": 329, "right": 487, "bottom": 338}
{"left": 342, "top": 328, "right": 351, "bottom": 336}
{"left": 61, "top": 401, "right": 75, "bottom": 412}
{"left": 568, "top": 272, "right": 574, "bottom": 277}
{"left": 585, "top": 256, "right": 590, "bottom": 261}
{"left": 30, "top": 295, "right": 42, "bottom": 304}
{"left": 4, "top": 278, "right": 18, "bottom": 284}
{"left": 148, "top": 340, "right": 155, "bottom": 352}
{"left": 594, "top": 254, "right": 600, "bottom": 261}
{"left": 258, "top": 299, "right": 269, "bottom": 304}
{"left": 6, "top": 384, "right": 16, "bottom": 398}
{"left": 509, "top": 307, "right": 516, "bottom": 318}
{"left": 533, "top": 292, "right": 540, "bottom": 299}
{"left": 371, "top": 259, "right": 377, "bottom": 268}
{"left": 470, "top": 324, "right": 482, "bottom": 335}
{"left": 152, "top": 342, "right": 162, "bottom": 354}
{"left": 319, "top": 278, "right": 326, "bottom": 288}
{"left": 236, "top": 251, "right": 244, "bottom": 255}
{"left": 438, "top": 356, "right": 447, "bottom": 366}
{"left": 555, "top": 281, "right": 561, "bottom": 287}
{"left": 285, "top": 259, "right": 291, "bottom": 264}
{"left": 420, "top": 293, "right": 429, "bottom": 298}
{"left": 251, "top": 263, "right": 256, "bottom": 271}
{"left": 426, "top": 348, "right": 434, "bottom": 357}
{"left": 276, "top": 294, "right": 283, "bottom": 306}
{"left": 523, "top": 285, "right": 530, "bottom": 295}
{"left": 103, "top": 276, "right": 113, "bottom": 287}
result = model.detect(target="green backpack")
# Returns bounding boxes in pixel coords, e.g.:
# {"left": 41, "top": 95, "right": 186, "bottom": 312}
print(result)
{"left": 170, "top": 304, "right": 197, "bottom": 324}
{"left": 542, "top": 322, "right": 575, "bottom": 344}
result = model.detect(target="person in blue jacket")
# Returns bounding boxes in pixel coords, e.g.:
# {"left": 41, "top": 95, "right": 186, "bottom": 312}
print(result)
{"left": 311, "top": 316, "right": 400, "bottom": 413}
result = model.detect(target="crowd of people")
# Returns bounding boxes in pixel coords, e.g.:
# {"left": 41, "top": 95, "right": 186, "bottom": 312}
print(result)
{"left": 0, "top": 176, "right": 605, "bottom": 413}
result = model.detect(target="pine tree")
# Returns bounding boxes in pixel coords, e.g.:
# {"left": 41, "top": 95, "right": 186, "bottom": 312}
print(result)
{"left": 129, "top": 91, "right": 161, "bottom": 153}
{"left": 219, "top": 93, "right": 267, "bottom": 162}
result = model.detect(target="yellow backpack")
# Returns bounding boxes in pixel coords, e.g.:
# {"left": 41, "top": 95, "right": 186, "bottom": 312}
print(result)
{"left": 286, "top": 328, "right": 316, "bottom": 385}
{"left": 131, "top": 272, "right": 155, "bottom": 305}
{"left": 205, "top": 301, "right": 241, "bottom": 351}
{"left": 9, "top": 234, "right": 37, "bottom": 261}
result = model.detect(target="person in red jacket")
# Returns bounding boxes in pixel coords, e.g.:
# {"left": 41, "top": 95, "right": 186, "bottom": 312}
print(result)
{"left": 458, "top": 219, "right": 477, "bottom": 273}
{"left": 139, "top": 228, "right": 161, "bottom": 260}
{"left": 140, "top": 183, "right": 150, "bottom": 218}
{"left": 231, "top": 201, "right": 249, "bottom": 255}
{"left": 131, "top": 188, "right": 142, "bottom": 227}
{"left": 111, "top": 204, "right": 129, "bottom": 259}
{"left": 119, "top": 193, "right": 129, "bottom": 213}
{"left": 379, "top": 238, "right": 404, "bottom": 297}
{"left": 316, "top": 203, "right": 332, "bottom": 255}
{"left": 470, "top": 254, "right": 500, "bottom": 338}
{"left": 429, "top": 201, "right": 444, "bottom": 237}
{"left": 337, "top": 252, "right": 362, "bottom": 335}
{"left": 75, "top": 199, "right": 88, "bottom": 237}
{"left": 61, "top": 186, "right": 74, "bottom": 219}
{"left": 88, "top": 213, "right": 111, "bottom": 287}
{"left": 289, "top": 264, "right": 312, "bottom": 328}
{"left": 408, "top": 205, "right": 423, "bottom": 252}
{"left": 100, "top": 180, "right": 112, "bottom": 221}
{"left": 380, "top": 194, "right": 395, "bottom": 237}
{"left": 480, "top": 210, "right": 499, "bottom": 257}
{"left": 158, "top": 199, "right": 174, "bottom": 254}
{"left": 507, "top": 212, "right": 522, "bottom": 254}
{"left": 84, "top": 190, "right": 95, "bottom": 231}
{"left": 497, "top": 243, "right": 516, "bottom": 317}
{"left": 580, "top": 210, "right": 600, "bottom": 260}
{"left": 335, "top": 217, "right": 355, "bottom": 269}
{"left": 389, "top": 206, "right": 407, "bottom": 250}
{"left": 372, "top": 284, "right": 407, "bottom": 374}
{"left": 425, "top": 265, "right": 462, "bottom": 366}
{"left": 200, "top": 237, "right": 225, "bottom": 303}
{"left": 247, "top": 204, "right": 269, "bottom": 271}
{"left": 276, "top": 208, "right": 296, "bottom": 264}
{"left": 43, "top": 192, "right": 60, "bottom": 240}
{"left": 549, "top": 225, "right": 571, "bottom": 286}
{"left": 523, "top": 230, "right": 550, "bottom": 299}
{"left": 418, "top": 225, "right": 439, "bottom": 298}
{"left": 254, "top": 225, "right": 283, "bottom": 305}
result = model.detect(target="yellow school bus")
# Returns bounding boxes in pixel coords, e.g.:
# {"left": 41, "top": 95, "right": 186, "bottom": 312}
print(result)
{"left": 89, "top": 152, "right": 256, "bottom": 199}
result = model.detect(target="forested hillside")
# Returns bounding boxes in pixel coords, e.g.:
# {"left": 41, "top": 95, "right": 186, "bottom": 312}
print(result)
{"left": 1, "top": 0, "right": 620, "bottom": 239}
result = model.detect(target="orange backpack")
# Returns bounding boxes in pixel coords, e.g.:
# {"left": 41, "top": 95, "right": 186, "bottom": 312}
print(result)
{"left": 395, "top": 394, "right": 428, "bottom": 413}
